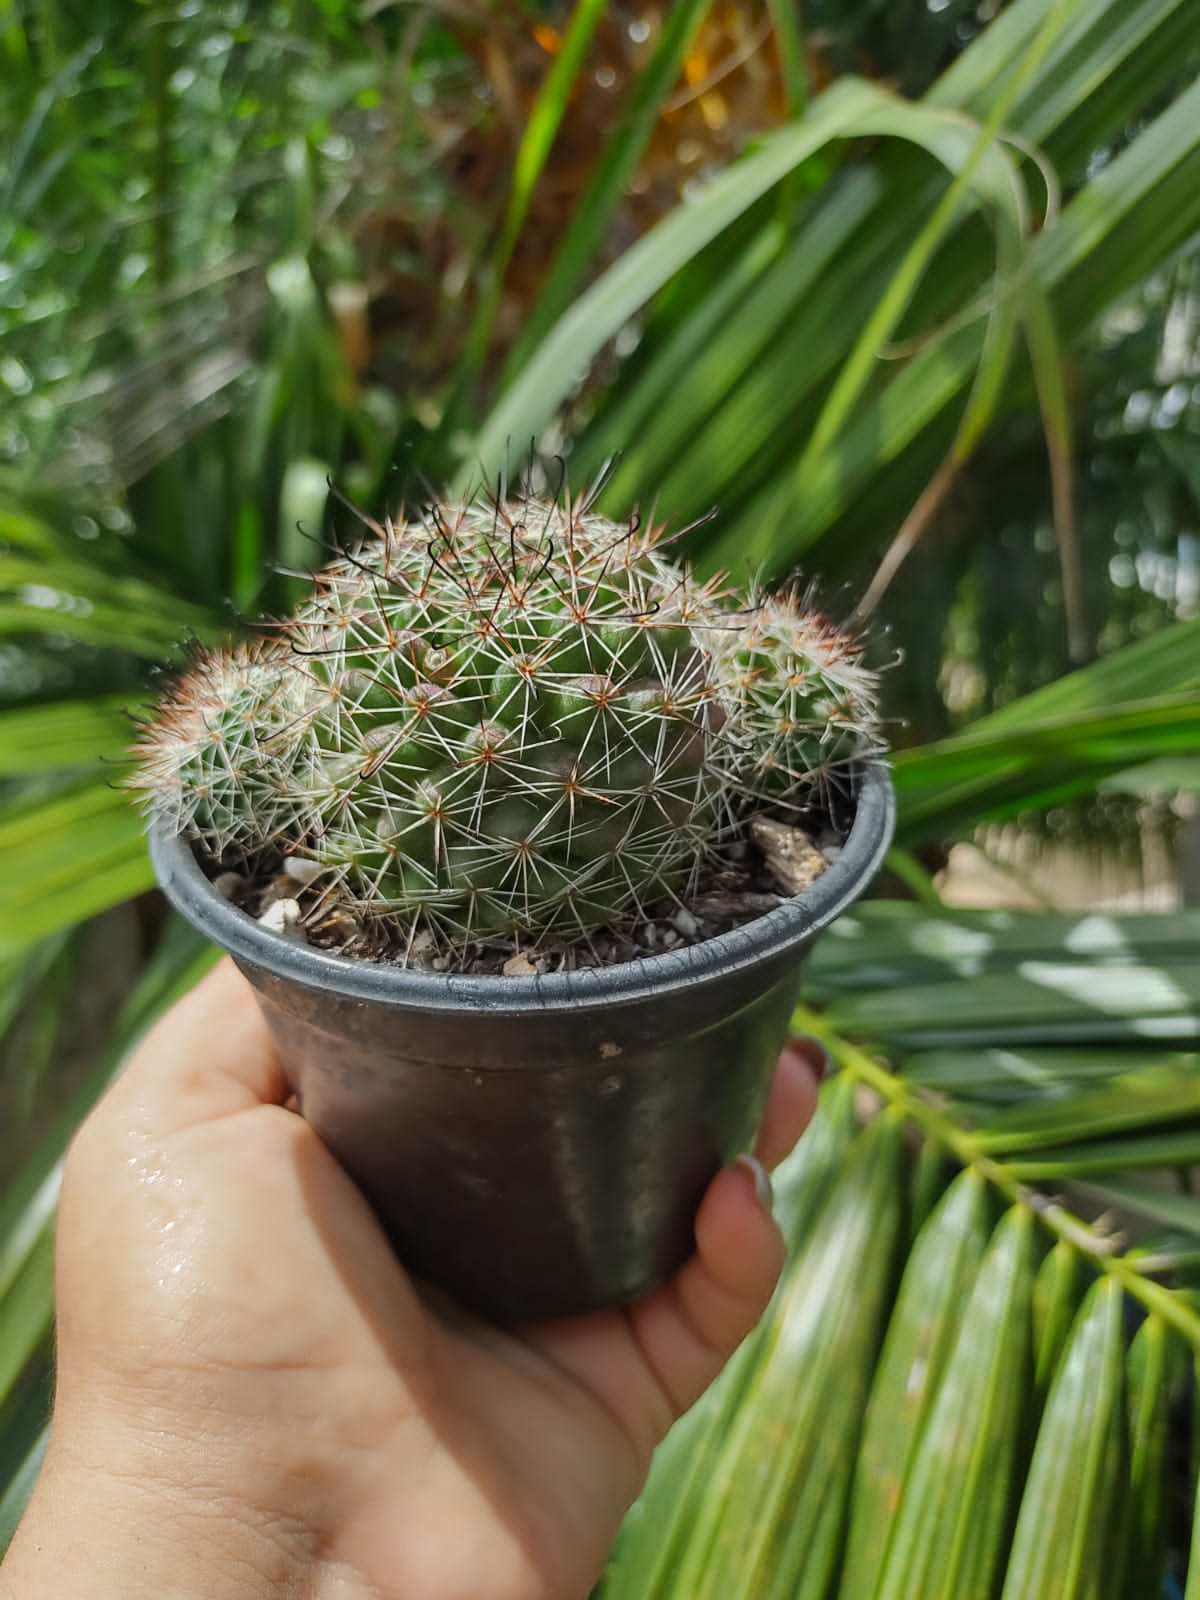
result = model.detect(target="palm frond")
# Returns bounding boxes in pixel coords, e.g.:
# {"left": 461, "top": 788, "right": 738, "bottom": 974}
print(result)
{"left": 601, "top": 902, "right": 1200, "bottom": 1597}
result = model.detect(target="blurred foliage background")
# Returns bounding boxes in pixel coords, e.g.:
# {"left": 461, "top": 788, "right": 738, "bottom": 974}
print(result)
{"left": 3, "top": 1, "right": 1200, "bottom": 1593}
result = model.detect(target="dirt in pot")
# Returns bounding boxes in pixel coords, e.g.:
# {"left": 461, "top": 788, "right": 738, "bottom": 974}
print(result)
{"left": 194, "top": 791, "right": 853, "bottom": 977}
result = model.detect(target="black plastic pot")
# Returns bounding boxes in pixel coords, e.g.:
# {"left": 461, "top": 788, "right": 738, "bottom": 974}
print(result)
{"left": 150, "top": 764, "right": 894, "bottom": 1322}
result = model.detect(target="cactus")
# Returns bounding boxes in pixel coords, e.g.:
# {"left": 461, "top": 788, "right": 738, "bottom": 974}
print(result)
{"left": 131, "top": 489, "right": 883, "bottom": 952}
{"left": 705, "top": 589, "right": 883, "bottom": 814}
{"left": 131, "top": 640, "right": 306, "bottom": 851}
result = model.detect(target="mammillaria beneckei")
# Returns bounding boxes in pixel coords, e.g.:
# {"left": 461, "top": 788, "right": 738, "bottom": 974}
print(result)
{"left": 132, "top": 488, "right": 882, "bottom": 949}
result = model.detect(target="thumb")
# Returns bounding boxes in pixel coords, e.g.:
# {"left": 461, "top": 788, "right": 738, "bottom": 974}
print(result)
{"left": 97, "top": 958, "right": 289, "bottom": 1137}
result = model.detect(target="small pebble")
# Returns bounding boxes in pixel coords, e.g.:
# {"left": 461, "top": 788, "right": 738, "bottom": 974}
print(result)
{"left": 258, "top": 897, "right": 307, "bottom": 942}
{"left": 671, "top": 907, "right": 700, "bottom": 939}
{"left": 750, "top": 817, "right": 829, "bottom": 895}
{"left": 213, "top": 871, "right": 244, "bottom": 900}
{"left": 282, "top": 855, "right": 324, "bottom": 886}
{"left": 260, "top": 874, "right": 302, "bottom": 908}
{"left": 502, "top": 951, "right": 539, "bottom": 978}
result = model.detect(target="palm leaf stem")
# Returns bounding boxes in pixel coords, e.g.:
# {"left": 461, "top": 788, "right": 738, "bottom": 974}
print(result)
{"left": 795, "top": 1007, "right": 1200, "bottom": 1350}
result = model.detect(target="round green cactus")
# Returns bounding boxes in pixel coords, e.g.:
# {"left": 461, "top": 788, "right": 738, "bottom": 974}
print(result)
{"left": 282, "top": 497, "right": 728, "bottom": 938}
{"left": 131, "top": 640, "right": 304, "bottom": 850}
{"left": 706, "top": 590, "right": 883, "bottom": 813}
{"left": 131, "top": 490, "right": 883, "bottom": 951}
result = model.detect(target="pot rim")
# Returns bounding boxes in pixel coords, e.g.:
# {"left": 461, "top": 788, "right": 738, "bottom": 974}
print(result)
{"left": 149, "top": 762, "right": 895, "bottom": 1015}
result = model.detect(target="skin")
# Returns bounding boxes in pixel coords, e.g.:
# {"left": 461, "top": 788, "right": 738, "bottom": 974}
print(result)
{"left": 0, "top": 960, "right": 820, "bottom": 1600}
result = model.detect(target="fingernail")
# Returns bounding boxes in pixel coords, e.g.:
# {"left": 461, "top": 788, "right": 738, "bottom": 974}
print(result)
{"left": 735, "top": 1153, "right": 775, "bottom": 1215}
{"left": 788, "top": 1033, "right": 833, "bottom": 1081}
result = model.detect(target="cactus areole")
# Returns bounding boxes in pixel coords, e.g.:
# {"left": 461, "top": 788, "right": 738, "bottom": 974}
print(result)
{"left": 140, "top": 488, "right": 894, "bottom": 1318}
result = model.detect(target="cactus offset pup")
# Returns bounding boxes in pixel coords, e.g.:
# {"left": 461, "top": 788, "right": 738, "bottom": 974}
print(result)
{"left": 132, "top": 489, "right": 882, "bottom": 964}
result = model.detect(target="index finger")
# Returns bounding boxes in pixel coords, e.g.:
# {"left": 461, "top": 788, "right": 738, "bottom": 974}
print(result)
{"left": 754, "top": 1038, "right": 824, "bottom": 1171}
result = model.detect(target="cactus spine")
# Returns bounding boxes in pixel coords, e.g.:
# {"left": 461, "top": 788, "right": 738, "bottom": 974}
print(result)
{"left": 132, "top": 490, "right": 882, "bottom": 951}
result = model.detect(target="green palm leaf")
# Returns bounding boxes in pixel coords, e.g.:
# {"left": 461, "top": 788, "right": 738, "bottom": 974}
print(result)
{"left": 465, "top": 76, "right": 1033, "bottom": 492}
{"left": 0, "top": 782, "right": 151, "bottom": 958}
{"left": 838, "top": 1170, "right": 991, "bottom": 1593}
{"left": 852, "top": 1207, "right": 1035, "bottom": 1600}
{"left": 0, "top": 698, "right": 133, "bottom": 777}
{"left": 1000, "top": 1278, "right": 1125, "bottom": 1598}
{"left": 1032, "top": 1241, "right": 1082, "bottom": 1404}
{"left": 1116, "top": 1315, "right": 1175, "bottom": 1597}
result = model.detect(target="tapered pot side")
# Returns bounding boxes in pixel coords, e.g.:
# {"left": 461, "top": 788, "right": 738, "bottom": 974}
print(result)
{"left": 149, "top": 763, "right": 895, "bottom": 1321}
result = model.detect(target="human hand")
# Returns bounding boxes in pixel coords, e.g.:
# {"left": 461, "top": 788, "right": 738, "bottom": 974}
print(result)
{"left": 1, "top": 960, "right": 820, "bottom": 1600}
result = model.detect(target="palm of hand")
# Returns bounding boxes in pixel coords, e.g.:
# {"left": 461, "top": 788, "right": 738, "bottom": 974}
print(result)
{"left": 49, "top": 964, "right": 814, "bottom": 1600}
